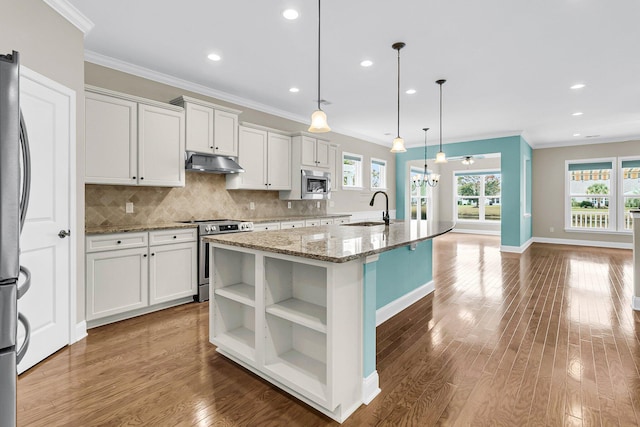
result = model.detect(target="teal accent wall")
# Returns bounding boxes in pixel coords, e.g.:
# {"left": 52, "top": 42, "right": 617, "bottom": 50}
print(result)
{"left": 395, "top": 135, "right": 533, "bottom": 248}
{"left": 376, "top": 240, "right": 433, "bottom": 309}
{"left": 362, "top": 240, "right": 434, "bottom": 378}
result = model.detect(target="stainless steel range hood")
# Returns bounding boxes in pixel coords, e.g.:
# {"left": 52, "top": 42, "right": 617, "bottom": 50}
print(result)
{"left": 185, "top": 151, "right": 244, "bottom": 174}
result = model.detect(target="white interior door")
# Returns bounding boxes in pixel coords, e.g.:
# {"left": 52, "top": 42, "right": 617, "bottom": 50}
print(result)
{"left": 17, "top": 67, "right": 73, "bottom": 373}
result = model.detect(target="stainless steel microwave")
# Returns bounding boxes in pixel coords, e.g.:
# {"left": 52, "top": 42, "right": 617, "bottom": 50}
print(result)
{"left": 301, "top": 169, "right": 331, "bottom": 199}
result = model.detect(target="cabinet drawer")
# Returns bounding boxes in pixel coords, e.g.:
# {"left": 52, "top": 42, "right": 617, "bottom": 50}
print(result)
{"left": 334, "top": 217, "right": 350, "bottom": 224}
{"left": 253, "top": 222, "right": 281, "bottom": 231}
{"left": 305, "top": 219, "right": 320, "bottom": 227}
{"left": 149, "top": 228, "right": 197, "bottom": 245}
{"left": 86, "top": 232, "right": 148, "bottom": 253}
{"left": 320, "top": 219, "right": 334, "bottom": 225}
{"left": 280, "top": 221, "right": 305, "bottom": 230}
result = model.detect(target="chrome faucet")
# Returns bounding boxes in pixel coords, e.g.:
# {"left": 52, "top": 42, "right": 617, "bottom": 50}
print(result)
{"left": 369, "top": 191, "right": 390, "bottom": 226}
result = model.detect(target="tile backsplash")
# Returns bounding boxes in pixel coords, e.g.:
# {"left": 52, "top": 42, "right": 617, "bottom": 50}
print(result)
{"left": 85, "top": 172, "right": 326, "bottom": 227}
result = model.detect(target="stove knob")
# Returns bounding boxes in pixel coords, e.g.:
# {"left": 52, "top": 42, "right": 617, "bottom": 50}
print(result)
{"left": 212, "top": 226, "right": 217, "bottom": 232}
{"left": 205, "top": 225, "right": 211, "bottom": 232}
{"left": 240, "top": 224, "right": 246, "bottom": 230}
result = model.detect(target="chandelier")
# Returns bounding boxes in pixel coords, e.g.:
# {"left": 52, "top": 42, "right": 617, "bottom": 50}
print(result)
{"left": 412, "top": 128, "right": 440, "bottom": 188}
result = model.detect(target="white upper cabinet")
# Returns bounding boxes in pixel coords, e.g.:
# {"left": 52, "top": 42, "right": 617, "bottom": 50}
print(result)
{"left": 85, "top": 86, "right": 185, "bottom": 187}
{"left": 85, "top": 92, "right": 138, "bottom": 185}
{"left": 300, "top": 135, "right": 330, "bottom": 169}
{"left": 138, "top": 104, "right": 185, "bottom": 187}
{"left": 172, "top": 96, "right": 241, "bottom": 157}
{"left": 267, "top": 132, "right": 292, "bottom": 190}
{"left": 227, "top": 124, "right": 291, "bottom": 191}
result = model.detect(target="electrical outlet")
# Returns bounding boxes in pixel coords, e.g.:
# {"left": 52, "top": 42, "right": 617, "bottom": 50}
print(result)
{"left": 250, "top": 202, "right": 255, "bottom": 210}
{"left": 316, "top": 201, "right": 321, "bottom": 209}
{"left": 125, "top": 202, "right": 134, "bottom": 214}
{"left": 287, "top": 202, "right": 292, "bottom": 209}
{"left": 550, "top": 226, "right": 554, "bottom": 233}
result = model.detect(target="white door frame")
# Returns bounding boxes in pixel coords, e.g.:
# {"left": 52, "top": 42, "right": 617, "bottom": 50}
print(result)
{"left": 20, "top": 66, "right": 80, "bottom": 345}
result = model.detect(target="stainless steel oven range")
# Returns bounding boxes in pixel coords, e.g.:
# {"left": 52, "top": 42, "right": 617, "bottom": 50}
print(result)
{"left": 179, "top": 219, "right": 253, "bottom": 302}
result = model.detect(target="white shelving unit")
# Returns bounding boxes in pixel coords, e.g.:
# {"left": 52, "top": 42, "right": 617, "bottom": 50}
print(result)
{"left": 210, "top": 247, "right": 257, "bottom": 362}
{"left": 209, "top": 244, "right": 364, "bottom": 423}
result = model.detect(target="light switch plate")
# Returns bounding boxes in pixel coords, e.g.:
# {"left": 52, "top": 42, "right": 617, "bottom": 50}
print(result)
{"left": 287, "top": 202, "right": 292, "bottom": 209}
{"left": 250, "top": 202, "right": 255, "bottom": 210}
{"left": 125, "top": 202, "right": 134, "bottom": 213}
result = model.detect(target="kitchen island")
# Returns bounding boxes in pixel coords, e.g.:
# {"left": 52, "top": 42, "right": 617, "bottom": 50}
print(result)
{"left": 204, "top": 220, "right": 454, "bottom": 422}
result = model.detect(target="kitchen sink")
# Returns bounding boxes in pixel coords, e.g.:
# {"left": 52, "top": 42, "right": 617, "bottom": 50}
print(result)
{"left": 341, "top": 221, "right": 389, "bottom": 227}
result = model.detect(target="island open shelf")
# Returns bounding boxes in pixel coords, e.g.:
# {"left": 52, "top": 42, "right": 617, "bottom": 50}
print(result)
{"left": 208, "top": 243, "right": 363, "bottom": 422}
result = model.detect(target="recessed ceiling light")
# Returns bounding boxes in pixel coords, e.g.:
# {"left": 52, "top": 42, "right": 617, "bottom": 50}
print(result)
{"left": 207, "top": 53, "right": 221, "bottom": 61}
{"left": 570, "top": 83, "right": 586, "bottom": 90}
{"left": 573, "top": 133, "right": 581, "bottom": 137}
{"left": 360, "top": 60, "right": 373, "bottom": 67}
{"left": 405, "top": 89, "right": 417, "bottom": 95}
{"left": 283, "top": 9, "right": 299, "bottom": 20}
{"left": 289, "top": 87, "right": 299, "bottom": 93}
{"left": 572, "top": 112, "right": 583, "bottom": 116}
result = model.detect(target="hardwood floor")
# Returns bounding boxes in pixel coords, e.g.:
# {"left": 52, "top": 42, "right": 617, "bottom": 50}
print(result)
{"left": 17, "top": 234, "right": 640, "bottom": 426}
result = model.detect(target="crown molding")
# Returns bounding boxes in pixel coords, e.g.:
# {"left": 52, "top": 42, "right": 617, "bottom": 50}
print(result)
{"left": 84, "top": 50, "right": 388, "bottom": 147}
{"left": 530, "top": 134, "right": 640, "bottom": 150}
{"left": 41, "top": 0, "right": 94, "bottom": 34}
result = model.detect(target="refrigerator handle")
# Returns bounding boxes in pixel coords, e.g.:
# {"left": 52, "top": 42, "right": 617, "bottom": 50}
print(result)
{"left": 17, "top": 265, "right": 31, "bottom": 299}
{"left": 16, "top": 312, "right": 30, "bottom": 364}
{"left": 19, "top": 109, "right": 31, "bottom": 233}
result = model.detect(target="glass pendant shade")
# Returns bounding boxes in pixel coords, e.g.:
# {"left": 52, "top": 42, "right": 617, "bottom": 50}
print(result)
{"left": 390, "top": 137, "right": 406, "bottom": 153}
{"left": 308, "top": 109, "right": 331, "bottom": 133}
{"left": 435, "top": 150, "right": 447, "bottom": 164}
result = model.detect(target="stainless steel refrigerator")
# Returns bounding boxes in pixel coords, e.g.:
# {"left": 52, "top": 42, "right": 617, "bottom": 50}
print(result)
{"left": 0, "top": 51, "right": 31, "bottom": 427}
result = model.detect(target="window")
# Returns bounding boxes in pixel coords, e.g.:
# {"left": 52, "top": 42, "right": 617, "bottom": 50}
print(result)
{"left": 621, "top": 159, "right": 640, "bottom": 230}
{"left": 371, "top": 158, "right": 387, "bottom": 189}
{"left": 455, "top": 172, "right": 501, "bottom": 222}
{"left": 410, "top": 167, "right": 430, "bottom": 220}
{"left": 342, "top": 152, "right": 363, "bottom": 188}
{"left": 566, "top": 160, "right": 614, "bottom": 231}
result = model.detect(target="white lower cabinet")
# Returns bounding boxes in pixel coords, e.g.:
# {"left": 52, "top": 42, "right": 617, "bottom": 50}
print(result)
{"left": 210, "top": 245, "right": 362, "bottom": 422}
{"left": 86, "top": 244, "right": 149, "bottom": 320}
{"left": 86, "top": 228, "right": 197, "bottom": 327}
{"left": 252, "top": 222, "right": 281, "bottom": 231}
{"left": 280, "top": 220, "right": 305, "bottom": 230}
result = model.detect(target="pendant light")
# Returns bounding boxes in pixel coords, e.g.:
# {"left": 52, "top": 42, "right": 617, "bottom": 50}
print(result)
{"left": 412, "top": 128, "right": 439, "bottom": 188}
{"left": 390, "top": 42, "right": 407, "bottom": 153}
{"left": 308, "top": 0, "right": 330, "bottom": 133}
{"left": 435, "top": 79, "right": 447, "bottom": 163}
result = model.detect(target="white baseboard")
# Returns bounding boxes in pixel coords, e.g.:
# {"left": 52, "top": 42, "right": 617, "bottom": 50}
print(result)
{"left": 376, "top": 280, "right": 434, "bottom": 326}
{"left": 633, "top": 297, "right": 640, "bottom": 311}
{"left": 501, "top": 238, "right": 533, "bottom": 254}
{"left": 451, "top": 228, "right": 501, "bottom": 236}
{"left": 73, "top": 321, "right": 87, "bottom": 343}
{"left": 533, "top": 237, "right": 632, "bottom": 250}
{"left": 362, "top": 371, "right": 381, "bottom": 405}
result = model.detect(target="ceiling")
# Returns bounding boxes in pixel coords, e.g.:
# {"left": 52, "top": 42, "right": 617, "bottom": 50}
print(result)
{"left": 67, "top": 0, "right": 640, "bottom": 149}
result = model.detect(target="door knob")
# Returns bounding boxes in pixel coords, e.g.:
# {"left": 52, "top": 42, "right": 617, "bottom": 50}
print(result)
{"left": 58, "top": 229, "right": 71, "bottom": 239}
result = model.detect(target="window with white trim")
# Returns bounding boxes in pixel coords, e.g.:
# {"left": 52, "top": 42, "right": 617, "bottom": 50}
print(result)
{"left": 342, "top": 152, "right": 363, "bottom": 188}
{"left": 566, "top": 160, "right": 614, "bottom": 231}
{"left": 455, "top": 171, "right": 501, "bottom": 222}
{"left": 621, "top": 159, "right": 640, "bottom": 230}
{"left": 371, "top": 158, "right": 387, "bottom": 189}
{"left": 410, "top": 166, "right": 431, "bottom": 220}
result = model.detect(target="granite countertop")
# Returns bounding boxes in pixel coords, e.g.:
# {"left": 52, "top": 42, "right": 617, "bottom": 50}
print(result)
{"left": 204, "top": 220, "right": 455, "bottom": 263}
{"left": 85, "top": 222, "right": 198, "bottom": 235}
{"left": 84, "top": 214, "right": 352, "bottom": 234}
{"left": 238, "top": 214, "right": 352, "bottom": 224}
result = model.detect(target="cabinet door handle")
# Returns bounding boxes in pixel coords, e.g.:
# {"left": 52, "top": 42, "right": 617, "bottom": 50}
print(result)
{"left": 173, "top": 235, "right": 177, "bottom": 239}
{"left": 210, "top": 146, "right": 214, "bottom": 149}
{"left": 143, "top": 254, "right": 147, "bottom": 257}
{"left": 140, "top": 177, "right": 144, "bottom": 180}
{"left": 151, "top": 253, "right": 155, "bottom": 256}
{"left": 215, "top": 146, "right": 219, "bottom": 150}
{"left": 116, "top": 240, "right": 122, "bottom": 244}
{"left": 132, "top": 176, "right": 136, "bottom": 180}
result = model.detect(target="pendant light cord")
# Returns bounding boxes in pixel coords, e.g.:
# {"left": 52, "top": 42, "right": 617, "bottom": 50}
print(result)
{"left": 317, "top": 0, "right": 321, "bottom": 111}
{"left": 439, "top": 83, "right": 442, "bottom": 151}
{"left": 397, "top": 48, "right": 400, "bottom": 138}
